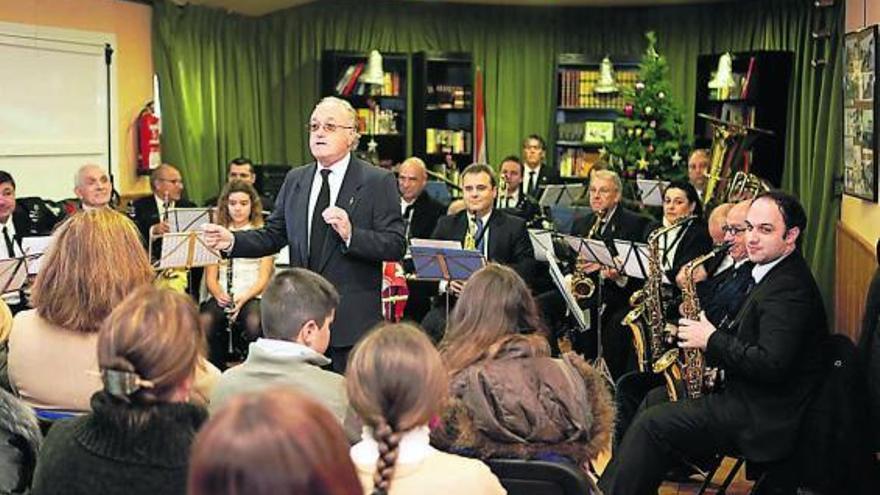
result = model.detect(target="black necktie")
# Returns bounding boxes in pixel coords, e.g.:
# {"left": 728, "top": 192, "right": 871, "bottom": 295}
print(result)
{"left": 2, "top": 226, "right": 15, "bottom": 258}
{"left": 403, "top": 204, "right": 414, "bottom": 240}
{"left": 529, "top": 172, "right": 537, "bottom": 195}
{"left": 309, "top": 169, "right": 332, "bottom": 270}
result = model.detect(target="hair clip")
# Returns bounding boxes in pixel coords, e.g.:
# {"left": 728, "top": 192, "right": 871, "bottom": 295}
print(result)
{"left": 101, "top": 369, "right": 154, "bottom": 401}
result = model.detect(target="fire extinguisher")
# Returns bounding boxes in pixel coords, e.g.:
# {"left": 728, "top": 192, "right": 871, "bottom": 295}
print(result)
{"left": 136, "top": 101, "right": 161, "bottom": 175}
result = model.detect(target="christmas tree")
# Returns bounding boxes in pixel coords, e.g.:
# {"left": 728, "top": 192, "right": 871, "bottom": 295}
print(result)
{"left": 605, "top": 32, "right": 688, "bottom": 181}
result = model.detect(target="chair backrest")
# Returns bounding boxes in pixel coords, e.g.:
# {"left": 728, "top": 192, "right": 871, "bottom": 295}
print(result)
{"left": 486, "top": 458, "right": 596, "bottom": 495}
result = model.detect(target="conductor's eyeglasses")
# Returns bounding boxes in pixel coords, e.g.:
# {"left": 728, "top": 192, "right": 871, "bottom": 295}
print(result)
{"left": 307, "top": 122, "right": 355, "bottom": 133}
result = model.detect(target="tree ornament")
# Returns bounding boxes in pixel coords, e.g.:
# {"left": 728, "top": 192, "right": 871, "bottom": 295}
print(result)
{"left": 627, "top": 128, "right": 635, "bottom": 137}
{"left": 671, "top": 151, "right": 682, "bottom": 165}
{"left": 647, "top": 144, "right": 655, "bottom": 153}
{"left": 635, "top": 82, "right": 645, "bottom": 91}
{"left": 636, "top": 157, "right": 649, "bottom": 170}
{"left": 644, "top": 106, "right": 653, "bottom": 115}
{"left": 624, "top": 104, "right": 634, "bottom": 118}
{"left": 658, "top": 91, "right": 666, "bottom": 99}
{"left": 634, "top": 128, "right": 643, "bottom": 137}
{"left": 649, "top": 120, "right": 657, "bottom": 128}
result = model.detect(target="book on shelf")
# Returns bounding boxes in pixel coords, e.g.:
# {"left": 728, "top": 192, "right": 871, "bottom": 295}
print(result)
{"left": 425, "top": 128, "right": 471, "bottom": 155}
{"left": 558, "top": 68, "right": 637, "bottom": 109}
{"left": 335, "top": 62, "right": 403, "bottom": 97}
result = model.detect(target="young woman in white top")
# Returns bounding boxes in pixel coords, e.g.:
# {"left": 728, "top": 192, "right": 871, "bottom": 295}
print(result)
{"left": 201, "top": 181, "right": 274, "bottom": 369}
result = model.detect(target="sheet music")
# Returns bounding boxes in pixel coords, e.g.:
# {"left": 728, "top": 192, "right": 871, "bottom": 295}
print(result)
{"left": 636, "top": 179, "right": 669, "bottom": 207}
{"left": 564, "top": 235, "right": 617, "bottom": 268}
{"left": 21, "top": 236, "right": 52, "bottom": 275}
{"left": 528, "top": 229, "right": 555, "bottom": 262}
{"left": 168, "top": 208, "right": 213, "bottom": 233}
{"left": 546, "top": 256, "right": 589, "bottom": 331}
{"left": 614, "top": 240, "right": 649, "bottom": 279}
{"left": 157, "top": 232, "right": 221, "bottom": 269}
{"left": 539, "top": 184, "right": 586, "bottom": 208}
{"left": 0, "top": 258, "right": 27, "bottom": 294}
{"left": 410, "top": 238, "right": 462, "bottom": 249}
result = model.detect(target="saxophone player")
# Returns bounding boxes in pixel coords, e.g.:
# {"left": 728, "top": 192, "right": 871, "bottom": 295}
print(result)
{"left": 496, "top": 156, "right": 541, "bottom": 225}
{"left": 601, "top": 191, "right": 829, "bottom": 495}
{"left": 567, "top": 170, "right": 651, "bottom": 379}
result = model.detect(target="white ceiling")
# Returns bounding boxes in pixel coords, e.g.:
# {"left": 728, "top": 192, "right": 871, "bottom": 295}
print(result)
{"left": 179, "top": 0, "right": 734, "bottom": 17}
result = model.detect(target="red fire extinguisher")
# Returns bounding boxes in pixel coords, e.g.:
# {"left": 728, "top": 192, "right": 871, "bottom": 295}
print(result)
{"left": 136, "top": 101, "right": 161, "bottom": 175}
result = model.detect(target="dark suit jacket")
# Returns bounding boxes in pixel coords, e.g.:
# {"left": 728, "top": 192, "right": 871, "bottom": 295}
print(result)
{"left": 570, "top": 205, "right": 651, "bottom": 245}
{"left": 129, "top": 195, "right": 196, "bottom": 257}
{"left": 406, "top": 191, "right": 446, "bottom": 241}
{"left": 698, "top": 260, "right": 754, "bottom": 329}
{"left": 230, "top": 155, "right": 405, "bottom": 347}
{"left": 498, "top": 193, "right": 542, "bottom": 227}
{"left": 431, "top": 209, "right": 535, "bottom": 282}
{"left": 704, "top": 252, "right": 828, "bottom": 462}
{"left": 522, "top": 165, "right": 560, "bottom": 198}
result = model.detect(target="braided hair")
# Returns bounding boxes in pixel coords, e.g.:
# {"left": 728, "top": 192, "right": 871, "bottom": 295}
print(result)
{"left": 346, "top": 323, "right": 448, "bottom": 495}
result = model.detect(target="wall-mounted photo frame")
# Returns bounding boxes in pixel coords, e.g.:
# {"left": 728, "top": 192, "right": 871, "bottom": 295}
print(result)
{"left": 844, "top": 25, "right": 878, "bottom": 202}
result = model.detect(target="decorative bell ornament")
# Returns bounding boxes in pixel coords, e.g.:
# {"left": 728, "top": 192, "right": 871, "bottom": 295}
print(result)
{"left": 708, "top": 52, "right": 737, "bottom": 90}
{"left": 359, "top": 50, "right": 385, "bottom": 86}
{"left": 594, "top": 56, "right": 619, "bottom": 94}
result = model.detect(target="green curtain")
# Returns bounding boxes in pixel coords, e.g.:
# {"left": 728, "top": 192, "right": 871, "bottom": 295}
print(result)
{"left": 152, "top": 0, "right": 842, "bottom": 311}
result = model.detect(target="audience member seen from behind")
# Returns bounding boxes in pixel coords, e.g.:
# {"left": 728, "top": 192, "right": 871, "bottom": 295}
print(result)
{"left": 189, "top": 388, "right": 361, "bottom": 495}
{"left": 31, "top": 287, "right": 208, "bottom": 495}
{"left": 209, "top": 268, "right": 357, "bottom": 441}
{"left": 348, "top": 322, "right": 505, "bottom": 495}
{"left": 433, "top": 264, "right": 614, "bottom": 474}
{"left": 7, "top": 209, "right": 154, "bottom": 411}
{"left": 0, "top": 386, "right": 41, "bottom": 494}
{"left": 201, "top": 181, "right": 274, "bottom": 368}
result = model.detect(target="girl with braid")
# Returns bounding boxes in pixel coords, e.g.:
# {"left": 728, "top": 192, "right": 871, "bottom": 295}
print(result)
{"left": 347, "top": 323, "right": 505, "bottom": 495}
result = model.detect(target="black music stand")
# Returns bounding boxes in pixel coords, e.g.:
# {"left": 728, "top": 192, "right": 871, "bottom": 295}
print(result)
{"left": 411, "top": 245, "right": 486, "bottom": 320}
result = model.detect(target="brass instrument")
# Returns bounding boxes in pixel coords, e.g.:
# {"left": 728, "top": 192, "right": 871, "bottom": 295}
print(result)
{"left": 725, "top": 170, "right": 770, "bottom": 202}
{"left": 621, "top": 289, "right": 649, "bottom": 372}
{"left": 645, "top": 215, "right": 697, "bottom": 401}
{"left": 496, "top": 174, "right": 509, "bottom": 208}
{"left": 571, "top": 211, "right": 603, "bottom": 300}
{"left": 678, "top": 242, "right": 731, "bottom": 399}
{"left": 463, "top": 215, "right": 477, "bottom": 251}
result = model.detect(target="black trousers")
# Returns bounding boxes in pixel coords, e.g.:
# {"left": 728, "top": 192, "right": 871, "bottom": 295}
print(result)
{"left": 200, "top": 297, "right": 262, "bottom": 370}
{"left": 599, "top": 397, "right": 733, "bottom": 495}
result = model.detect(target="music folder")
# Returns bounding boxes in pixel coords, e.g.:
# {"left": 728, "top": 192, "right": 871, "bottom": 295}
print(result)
{"left": 409, "top": 239, "right": 485, "bottom": 281}
{"left": 538, "top": 183, "right": 586, "bottom": 208}
{"left": 155, "top": 232, "right": 221, "bottom": 270}
{"left": 546, "top": 255, "right": 589, "bottom": 331}
{"left": 635, "top": 179, "right": 669, "bottom": 207}
{"left": 167, "top": 207, "right": 214, "bottom": 233}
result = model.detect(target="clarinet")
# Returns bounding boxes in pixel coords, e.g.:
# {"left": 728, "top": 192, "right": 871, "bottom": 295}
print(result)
{"left": 225, "top": 257, "right": 235, "bottom": 354}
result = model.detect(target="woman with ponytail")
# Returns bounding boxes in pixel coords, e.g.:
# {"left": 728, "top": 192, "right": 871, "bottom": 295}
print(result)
{"left": 31, "top": 287, "right": 207, "bottom": 495}
{"left": 347, "top": 323, "right": 505, "bottom": 495}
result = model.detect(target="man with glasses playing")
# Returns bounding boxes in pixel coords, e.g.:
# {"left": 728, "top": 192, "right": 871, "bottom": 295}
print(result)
{"left": 568, "top": 169, "right": 652, "bottom": 379}
{"left": 130, "top": 164, "right": 195, "bottom": 258}
{"left": 203, "top": 96, "right": 404, "bottom": 373}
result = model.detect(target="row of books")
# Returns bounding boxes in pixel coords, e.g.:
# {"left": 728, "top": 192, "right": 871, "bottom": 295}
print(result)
{"left": 558, "top": 69, "right": 637, "bottom": 109}
{"left": 355, "top": 108, "right": 399, "bottom": 135}
{"left": 334, "top": 63, "right": 403, "bottom": 96}
{"left": 426, "top": 85, "right": 471, "bottom": 109}
{"left": 426, "top": 128, "right": 471, "bottom": 154}
{"left": 558, "top": 148, "right": 599, "bottom": 178}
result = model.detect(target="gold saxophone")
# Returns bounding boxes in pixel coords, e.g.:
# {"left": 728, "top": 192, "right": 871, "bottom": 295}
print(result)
{"left": 463, "top": 215, "right": 477, "bottom": 250}
{"left": 645, "top": 215, "right": 696, "bottom": 401}
{"left": 571, "top": 211, "right": 603, "bottom": 300}
{"left": 678, "top": 242, "right": 731, "bottom": 399}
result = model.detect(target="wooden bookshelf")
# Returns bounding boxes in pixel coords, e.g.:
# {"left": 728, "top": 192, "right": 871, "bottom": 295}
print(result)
{"left": 320, "top": 50, "right": 409, "bottom": 169}
{"left": 412, "top": 52, "right": 473, "bottom": 171}
{"left": 554, "top": 53, "right": 640, "bottom": 179}
{"left": 693, "top": 51, "right": 793, "bottom": 187}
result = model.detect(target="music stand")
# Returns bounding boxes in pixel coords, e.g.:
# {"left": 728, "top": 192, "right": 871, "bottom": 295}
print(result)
{"left": 0, "top": 257, "right": 29, "bottom": 295}
{"left": 539, "top": 184, "right": 586, "bottom": 209}
{"left": 410, "top": 241, "right": 486, "bottom": 320}
{"left": 21, "top": 236, "right": 52, "bottom": 276}
{"left": 635, "top": 179, "right": 669, "bottom": 207}
{"left": 561, "top": 234, "right": 621, "bottom": 387}
{"left": 167, "top": 207, "right": 214, "bottom": 233}
{"left": 528, "top": 229, "right": 555, "bottom": 263}
{"left": 154, "top": 232, "right": 221, "bottom": 272}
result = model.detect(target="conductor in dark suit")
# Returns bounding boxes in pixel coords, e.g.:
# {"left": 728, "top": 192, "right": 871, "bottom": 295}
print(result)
{"left": 129, "top": 164, "right": 196, "bottom": 258}
{"left": 203, "top": 96, "right": 405, "bottom": 372}
{"left": 398, "top": 157, "right": 446, "bottom": 323}
{"left": 600, "top": 190, "right": 828, "bottom": 495}
{"left": 421, "top": 163, "right": 534, "bottom": 340}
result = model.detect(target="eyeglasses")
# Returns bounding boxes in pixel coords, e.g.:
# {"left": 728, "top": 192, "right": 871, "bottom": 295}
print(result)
{"left": 307, "top": 122, "right": 356, "bottom": 133}
{"left": 721, "top": 225, "right": 748, "bottom": 236}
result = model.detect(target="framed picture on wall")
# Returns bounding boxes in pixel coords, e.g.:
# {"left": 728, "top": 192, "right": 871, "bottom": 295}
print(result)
{"left": 843, "top": 25, "right": 879, "bottom": 202}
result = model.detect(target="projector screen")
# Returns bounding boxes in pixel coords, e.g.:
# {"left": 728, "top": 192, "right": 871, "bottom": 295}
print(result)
{"left": 0, "top": 22, "right": 117, "bottom": 200}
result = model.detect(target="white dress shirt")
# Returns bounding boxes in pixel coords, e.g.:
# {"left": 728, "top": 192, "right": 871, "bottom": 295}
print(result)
{"left": 751, "top": 251, "right": 791, "bottom": 285}
{"left": 307, "top": 154, "right": 350, "bottom": 247}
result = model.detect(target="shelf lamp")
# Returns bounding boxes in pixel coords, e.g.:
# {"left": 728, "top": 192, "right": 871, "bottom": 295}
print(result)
{"left": 593, "top": 56, "right": 620, "bottom": 94}
{"left": 360, "top": 50, "right": 384, "bottom": 163}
